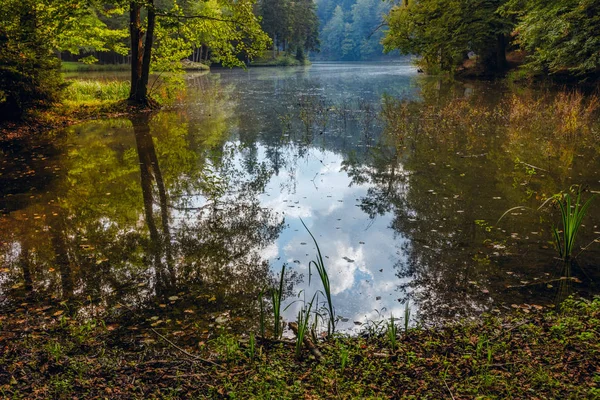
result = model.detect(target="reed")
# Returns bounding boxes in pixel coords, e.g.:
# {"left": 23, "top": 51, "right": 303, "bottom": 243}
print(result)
{"left": 386, "top": 314, "right": 398, "bottom": 350}
{"left": 271, "top": 265, "right": 286, "bottom": 338}
{"left": 295, "top": 294, "right": 317, "bottom": 359}
{"left": 552, "top": 187, "right": 596, "bottom": 260}
{"left": 301, "top": 219, "right": 336, "bottom": 335}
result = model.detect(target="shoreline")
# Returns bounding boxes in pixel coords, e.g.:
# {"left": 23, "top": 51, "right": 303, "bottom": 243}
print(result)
{"left": 0, "top": 296, "right": 598, "bottom": 398}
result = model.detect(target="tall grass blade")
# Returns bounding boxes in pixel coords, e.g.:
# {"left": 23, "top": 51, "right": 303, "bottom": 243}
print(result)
{"left": 271, "top": 265, "right": 286, "bottom": 338}
{"left": 387, "top": 314, "right": 398, "bottom": 351}
{"left": 300, "top": 218, "right": 336, "bottom": 335}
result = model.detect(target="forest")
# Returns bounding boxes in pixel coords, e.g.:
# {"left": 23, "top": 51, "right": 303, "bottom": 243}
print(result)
{"left": 1, "top": 1, "right": 600, "bottom": 399}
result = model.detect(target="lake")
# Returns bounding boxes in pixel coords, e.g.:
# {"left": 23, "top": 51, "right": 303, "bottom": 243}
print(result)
{"left": 1, "top": 62, "right": 599, "bottom": 335}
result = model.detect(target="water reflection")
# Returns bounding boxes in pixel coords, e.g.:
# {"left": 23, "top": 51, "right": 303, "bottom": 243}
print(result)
{"left": 0, "top": 109, "right": 285, "bottom": 332}
{"left": 1, "top": 63, "right": 599, "bottom": 332}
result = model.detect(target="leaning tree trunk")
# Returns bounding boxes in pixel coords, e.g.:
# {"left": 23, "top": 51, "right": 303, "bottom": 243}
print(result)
{"left": 129, "top": 2, "right": 143, "bottom": 103}
{"left": 129, "top": 1, "right": 156, "bottom": 106}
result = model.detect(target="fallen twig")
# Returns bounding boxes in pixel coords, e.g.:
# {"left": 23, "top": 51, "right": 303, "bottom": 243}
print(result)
{"left": 289, "top": 322, "right": 323, "bottom": 361}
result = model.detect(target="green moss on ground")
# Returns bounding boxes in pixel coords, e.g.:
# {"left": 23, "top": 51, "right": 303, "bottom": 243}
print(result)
{"left": 1, "top": 297, "right": 598, "bottom": 398}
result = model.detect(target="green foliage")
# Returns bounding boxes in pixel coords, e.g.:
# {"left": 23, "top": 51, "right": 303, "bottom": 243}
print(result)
{"left": 501, "top": 0, "right": 600, "bottom": 77}
{"left": 383, "top": 0, "right": 512, "bottom": 74}
{"left": 0, "top": 0, "right": 64, "bottom": 119}
{"left": 383, "top": 0, "right": 600, "bottom": 79}
{"left": 0, "top": 0, "right": 125, "bottom": 119}
{"left": 168, "top": 0, "right": 271, "bottom": 68}
{"left": 257, "top": 0, "right": 319, "bottom": 55}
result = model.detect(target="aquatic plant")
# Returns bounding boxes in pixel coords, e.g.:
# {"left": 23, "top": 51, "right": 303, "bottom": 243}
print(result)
{"left": 552, "top": 187, "right": 596, "bottom": 260}
{"left": 301, "top": 218, "right": 336, "bottom": 335}
{"left": 498, "top": 185, "right": 596, "bottom": 261}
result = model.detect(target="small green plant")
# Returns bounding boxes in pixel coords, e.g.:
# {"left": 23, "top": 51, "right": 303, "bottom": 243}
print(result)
{"left": 386, "top": 314, "right": 398, "bottom": 351}
{"left": 271, "top": 265, "right": 286, "bottom": 338}
{"left": 552, "top": 187, "right": 596, "bottom": 260}
{"left": 295, "top": 294, "right": 317, "bottom": 359}
{"left": 498, "top": 185, "right": 596, "bottom": 260}
{"left": 301, "top": 218, "right": 336, "bottom": 335}
{"left": 47, "top": 341, "right": 63, "bottom": 362}
{"left": 339, "top": 343, "right": 349, "bottom": 371}
{"left": 214, "top": 333, "right": 240, "bottom": 361}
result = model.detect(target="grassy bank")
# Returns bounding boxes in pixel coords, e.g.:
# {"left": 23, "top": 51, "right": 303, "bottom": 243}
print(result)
{"left": 61, "top": 60, "right": 210, "bottom": 73}
{"left": 0, "top": 296, "right": 598, "bottom": 398}
{"left": 61, "top": 61, "right": 130, "bottom": 72}
{"left": 0, "top": 79, "right": 169, "bottom": 141}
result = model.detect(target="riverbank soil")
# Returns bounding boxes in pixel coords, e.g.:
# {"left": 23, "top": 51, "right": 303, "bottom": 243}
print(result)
{"left": 1, "top": 297, "right": 598, "bottom": 398}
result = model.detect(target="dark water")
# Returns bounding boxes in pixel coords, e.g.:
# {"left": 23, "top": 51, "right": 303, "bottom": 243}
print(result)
{"left": 1, "top": 62, "right": 599, "bottom": 334}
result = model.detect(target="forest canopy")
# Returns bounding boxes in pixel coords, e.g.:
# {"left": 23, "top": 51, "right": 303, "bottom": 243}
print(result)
{"left": 382, "top": 0, "right": 600, "bottom": 79}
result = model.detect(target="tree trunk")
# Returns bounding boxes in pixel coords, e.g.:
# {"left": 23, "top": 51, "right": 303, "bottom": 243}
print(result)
{"left": 129, "top": 2, "right": 143, "bottom": 102}
{"left": 128, "top": 1, "right": 156, "bottom": 106}
{"left": 496, "top": 34, "right": 507, "bottom": 71}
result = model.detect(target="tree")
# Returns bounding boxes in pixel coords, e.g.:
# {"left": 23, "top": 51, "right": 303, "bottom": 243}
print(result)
{"left": 125, "top": 0, "right": 270, "bottom": 106}
{"left": 314, "top": 0, "right": 392, "bottom": 61}
{"left": 256, "top": 0, "right": 319, "bottom": 57}
{"left": 501, "top": 0, "right": 600, "bottom": 78}
{"left": 321, "top": 5, "right": 345, "bottom": 59}
{"left": 0, "top": 0, "right": 125, "bottom": 120}
{"left": 383, "top": 0, "right": 512, "bottom": 74}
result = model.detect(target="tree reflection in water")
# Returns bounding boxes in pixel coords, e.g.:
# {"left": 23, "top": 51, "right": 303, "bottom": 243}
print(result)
{"left": 0, "top": 112, "right": 286, "bottom": 332}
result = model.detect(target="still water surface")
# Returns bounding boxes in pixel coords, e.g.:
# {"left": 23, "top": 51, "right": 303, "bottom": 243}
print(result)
{"left": 1, "top": 62, "right": 599, "bottom": 334}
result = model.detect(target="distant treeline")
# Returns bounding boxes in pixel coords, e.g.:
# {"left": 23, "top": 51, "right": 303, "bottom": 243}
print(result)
{"left": 316, "top": 0, "right": 395, "bottom": 61}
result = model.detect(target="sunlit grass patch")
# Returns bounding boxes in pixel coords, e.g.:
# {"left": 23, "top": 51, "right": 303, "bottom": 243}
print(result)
{"left": 63, "top": 80, "right": 130, "bottom": 105}
{"left": 61, "top": 61, "right": 130, "bottom": 72}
